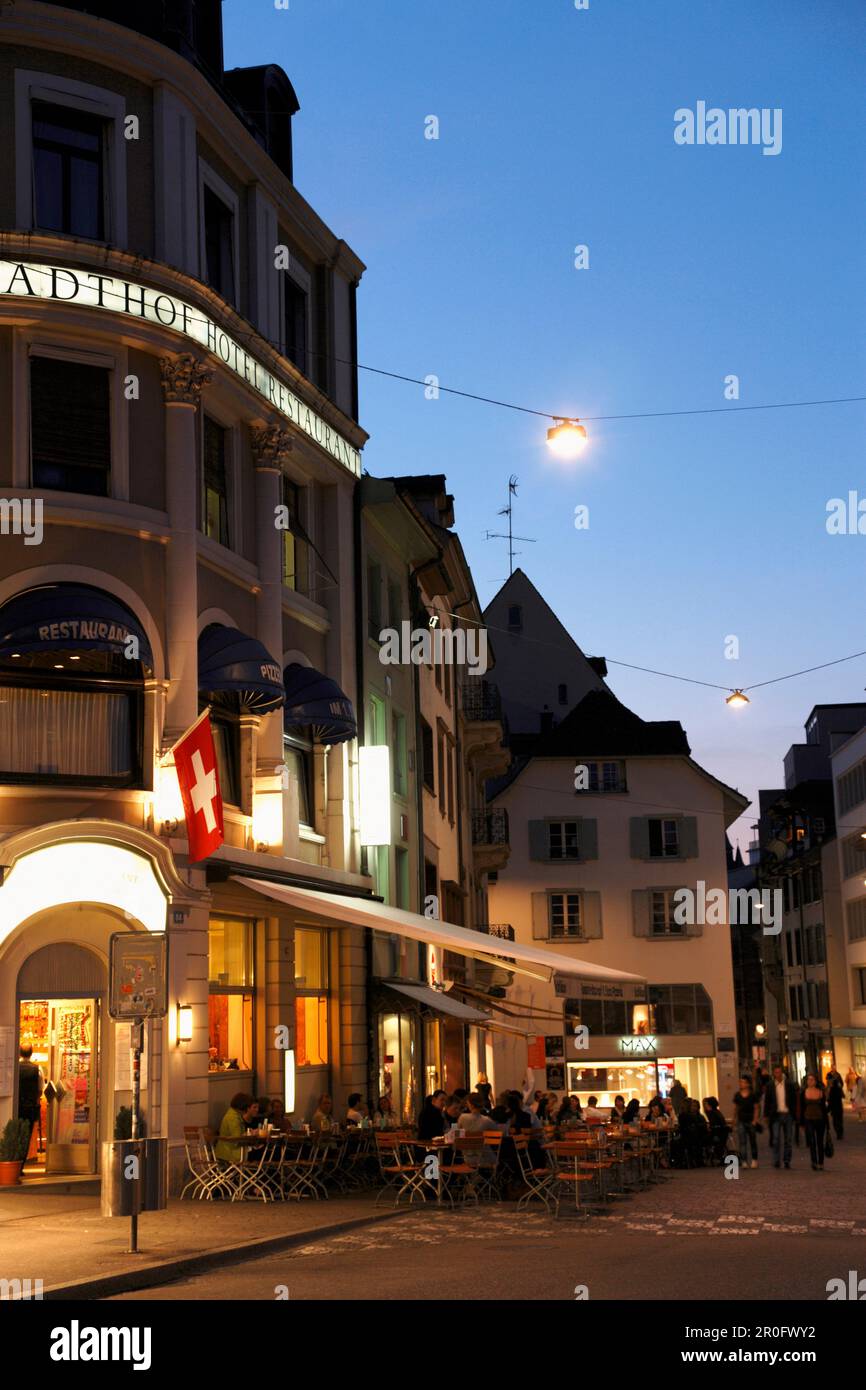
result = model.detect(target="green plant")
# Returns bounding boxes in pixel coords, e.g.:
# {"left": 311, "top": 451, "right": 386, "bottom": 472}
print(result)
{"left": 0, "top": 1118, "right": 31, "bottom": 1162}
{"left": 114, "top": 1107, "right": 146, "bottom": 1140}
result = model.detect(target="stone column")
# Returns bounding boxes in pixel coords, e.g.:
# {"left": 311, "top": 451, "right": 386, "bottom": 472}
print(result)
{"left": 251, "top": 425, "right": 292, "bottom": 853}
{"left": 160, "top": 354, "right": 213, "bottom": 744}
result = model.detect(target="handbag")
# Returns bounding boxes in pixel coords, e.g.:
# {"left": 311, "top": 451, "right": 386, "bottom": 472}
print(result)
{"left": 824, "top": 1131, "right": 835, "bottom": 1158}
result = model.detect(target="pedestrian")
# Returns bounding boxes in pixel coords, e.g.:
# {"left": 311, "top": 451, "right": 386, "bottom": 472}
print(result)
{"left": 475, "top": 1073, "right": 493, "bottom": 1111}
{"left": 17, "top": 1044, "right": 42, "bottom": 1160}
{"left": 825, "top": 1067, "right": 845, "bottom": 1140}
{"left": 702, "top": 1097, "right": 729, "bottom": 1164}
{"left": 852, "top": 1072, "right": 866, "bottom": 1123}
{"left": 763, "top": 1064, "right": 798, "bottom": 1169}
{"left": 732, "top": 1076, "right": 760, "bottom": 1168}
{"left": 800, "top": 1073, "right": 830, "bottom": 1171}
{"left": 669, "top": 1078, "right": 687, "bottom": 1116}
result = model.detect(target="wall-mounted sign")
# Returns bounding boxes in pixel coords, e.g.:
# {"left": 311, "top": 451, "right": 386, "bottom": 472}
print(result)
{"left": 545, "top": 1063, "right": 565, "bottom": 1091}
{"left": 527, "top": 1036, "right": 546, "bottom": 1070}
{"left": 555, "top": 975, "right": 646, "bottom": 1002}
{"left": 544, "top": 1035, "right": 564, "bottom": 1059}
{"left": 0, "top": 259, "right": 362, "bottom": 477}
{"left": 619, "top": 1035, "right": 658, "bottom": 1056}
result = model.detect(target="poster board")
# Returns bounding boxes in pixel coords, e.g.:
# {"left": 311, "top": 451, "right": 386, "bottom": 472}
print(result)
{"left": 109, "top": 933, "right": 168, "bottom": 1020}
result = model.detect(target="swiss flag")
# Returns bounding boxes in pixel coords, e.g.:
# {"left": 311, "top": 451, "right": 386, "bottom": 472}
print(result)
{"left": 172, "top": 710, "right": 224, "bottom": 863}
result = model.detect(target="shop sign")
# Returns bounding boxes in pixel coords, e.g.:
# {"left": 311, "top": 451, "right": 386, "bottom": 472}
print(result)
{"left": 555, "top": 975, "right": 646, "bottom": 1002}
{"left": 619, "top": 1035, "right": 658, "bottom": 1056}
{"left": 0, "top": 259, "right": 362, "bottom": 477}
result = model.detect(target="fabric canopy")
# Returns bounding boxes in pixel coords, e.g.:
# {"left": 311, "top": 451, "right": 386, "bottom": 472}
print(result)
{"left": 232, "top": 877, "right": 645, "bottom": 985}
{"left": 0, "top": 583, "right": 153, "bottom": 672}
{"left": 283, "top": 662, "right": 357, "bottom": 744}
{"left": 198, "top": 624, "right": 283, "bottom": 714}
{"left": 384, "top": 981, "right": 490, "bottom": 1023}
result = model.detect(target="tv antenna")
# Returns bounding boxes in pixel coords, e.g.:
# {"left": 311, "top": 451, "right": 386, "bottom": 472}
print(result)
{"left": 485, "top": 475, "right": 536, "bottom": 576}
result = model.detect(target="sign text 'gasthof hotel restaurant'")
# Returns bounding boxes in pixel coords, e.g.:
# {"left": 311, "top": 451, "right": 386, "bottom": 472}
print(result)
{"left": 0, "top": 260, "right": 362, "bottom": 477}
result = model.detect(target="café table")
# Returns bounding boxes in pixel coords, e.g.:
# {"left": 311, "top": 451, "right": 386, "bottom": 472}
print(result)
{"left": 220, "top": 1131, "right": 286, "bottom": 1201}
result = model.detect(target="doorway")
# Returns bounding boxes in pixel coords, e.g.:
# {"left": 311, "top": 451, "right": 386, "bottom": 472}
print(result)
{"left": 18, "top": 998, "right": 99, "bottom": 1174}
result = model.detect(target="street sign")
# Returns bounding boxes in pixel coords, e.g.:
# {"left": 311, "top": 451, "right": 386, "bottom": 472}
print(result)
{"left": 108, "top": 933, "right": 168, "bottom": 1020}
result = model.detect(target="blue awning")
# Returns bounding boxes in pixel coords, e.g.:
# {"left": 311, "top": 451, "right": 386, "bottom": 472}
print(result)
{"left": 0, "top": 583, "right": 153, "bottom": 672}
{"left": 284, "top": 662, "right": 357, "bottom": 745}
{"left": 198, "top": 624, "right": 284, "bottom": 714}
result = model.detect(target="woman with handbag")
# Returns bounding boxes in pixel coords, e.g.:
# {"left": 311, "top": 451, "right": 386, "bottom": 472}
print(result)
{"left": 800, "top": 1073, "right": 830, "bottom": 1171}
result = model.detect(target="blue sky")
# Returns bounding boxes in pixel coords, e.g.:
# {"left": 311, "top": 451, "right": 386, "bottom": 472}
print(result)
{"left": 224, "top": 0, "right": 866, "bottom": 847}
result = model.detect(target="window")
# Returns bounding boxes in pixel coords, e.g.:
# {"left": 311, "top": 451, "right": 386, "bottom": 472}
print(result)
{"left": 284, "top": 731, "right": 313, "bottom": 826}
{"left": 785, "top": 932, "right": 794, "bottom": 968}
{"left": 294, "top": 927, "right": 328, "bottom": 1068}
{"left": 208, "top": 917, "right": 254, "bottom": 1072}
{"left": 387, "top": 580, "right": 401, "bottom": 630}
{"left": 650, "top": 890, "right": 686, "bottom": 936}
{"left": 30, "top": 356, "right": 111, "bottom": 495}
{"left": 443, "top": 650, "right": 451, "bottom": 706}
{"left": 549, "top": 893, "right": 582, "bottom": 938}
{"left": 281, "top": 477, "right": 309, "bottom": 594}
{"left": 392, "top": 712, "right": 407, "bottom": 797}
{"left": 0, "top": 672, "right": 141, "bottom": 786}
{"left": 788, "top": 985, "right": 801, "bottom": 1021}
{"left": 284, "top": 276, "right": 308, "bottom": 377}
{"left": 202, "top": 416, "right": 230, "bottom": 547}
{"left": 437, "top": 726, "right": 446, "bottom": 813}
{"left": 549, "top": 820, "right": 580, "bottom": 860}
{"left": 395, "top": 846, "right": 410, "bottom": 910}
{"left": 855, "top": 967, "right": 866, "bottom": 1007}
{"left": 842, "top": 834, "right": 866, "bottom": 880}
{"left": 209, "top": 706, "right": 240, "bottom": 806}
{"left": 367, "top": 562, "right": 382, "bottom": 642}
{"left": 447, "top": 740, "right": 454, "bottom": 823}
{"left": 203, "top": 184, "right": 236, "bottom": 302}
{"left": 32, "top": 100, "right": 105, "bottom": 239}
{"left": 649, "top": 818, "right": 680, "bottom": 858}
{"left": 647, "top": 984, "right": 712, "bottom": 1034}
{"left": 576, "top": 760, "right": 627, "bottom": 793}
{"left": 368, "top": 692, "right": 386, "bottom": 745}
{"left": 558, "top": 683, "right": 568, "bottom": 706}
{"left": 372, "top": 844, "right": 389, "bottom": 901}
{"left": 507, "top": 605, "right": 522, "bottom": 632}
{"left": 420, "top": 718, "right": 435, "bottom": 793}
{"left": 847, "top": 899, "right": 866, "bottom": 944}
{"left": 424, "top": 860, "right": 438, "bottom": 906}
{"left": 814, "top": 924, "right": 826, "bottom": 965}
{"left": 838, "top": 759, "right": 866, "bottom": 815}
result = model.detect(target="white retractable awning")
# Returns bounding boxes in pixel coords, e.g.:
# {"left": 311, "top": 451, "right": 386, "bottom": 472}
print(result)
{"left": 385, "top": 982, "right": 490, "bottom": 1023}
{"left": 232, "top": 877, "right": 643, "bottom": 985}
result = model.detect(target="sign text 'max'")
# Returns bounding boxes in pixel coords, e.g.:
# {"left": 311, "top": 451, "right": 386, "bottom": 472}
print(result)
{"left": 0, "top": 260, "right": 361, "bottom": 477}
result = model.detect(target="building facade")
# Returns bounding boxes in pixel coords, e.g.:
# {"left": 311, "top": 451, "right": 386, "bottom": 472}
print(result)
{"left": 830, "top": 722, "right": 866, "bottom": 1081}
{"left": 0, "top": 0, "right": 371, "bottom": 1185}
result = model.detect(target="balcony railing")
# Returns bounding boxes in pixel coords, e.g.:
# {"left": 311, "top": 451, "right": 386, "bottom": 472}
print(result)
{"left": 471, "top": 808, "right": 509, "bottom": 846}
{"left": 461, "top": 680, "right": 502, "bottom": 723}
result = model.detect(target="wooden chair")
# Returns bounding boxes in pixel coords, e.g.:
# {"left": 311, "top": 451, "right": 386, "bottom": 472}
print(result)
{"left": 374, "top": 1132, "right": 429, "bottom": 1206}
{"left": 512, "top": 1135, "right": 557, "bottom": 1214}
{"left": 548, "top": 1141, "right": 596, "bottom": 1220}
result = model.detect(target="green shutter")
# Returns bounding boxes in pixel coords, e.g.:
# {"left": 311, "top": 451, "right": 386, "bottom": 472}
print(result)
{"left": 578, "top": 818, "right": 598, "bottom": 860}
{"left": 531, "top": 892, "right": 550, "bottom": 940}
{"left": 679, "top": 816, "right": 699, "bottom": 858}
{"left": 528, "top": 820, "right": 549, "bottom": 861}
{"left": 630, "top": 817, "right": 650, "bottom": 859}
{"left": 632, "top": 888, "right": 650, "bottom": 937}
{"left": 581, "top": 891, "right": 603, "bottom": 938}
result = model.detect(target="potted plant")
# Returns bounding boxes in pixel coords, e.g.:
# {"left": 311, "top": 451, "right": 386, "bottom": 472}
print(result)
{"left": 0, "top": 1118, "right": 33, "bottom": 1185}
{"left": 114, "top": 1107, "right": 146, "bottom": 1140}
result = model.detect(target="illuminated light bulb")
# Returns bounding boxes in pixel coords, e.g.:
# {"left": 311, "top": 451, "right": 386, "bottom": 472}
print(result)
{"left": 546, "top": 419, "right": 588, "bottom": 458}
{"left": 726, "top": 689, "right": 750, "bottom": 708}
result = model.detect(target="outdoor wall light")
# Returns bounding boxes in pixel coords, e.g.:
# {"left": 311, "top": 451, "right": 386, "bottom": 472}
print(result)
{"left": 177, "top": 1003, "right": 194, "bottom": 1044}
{"left": 726, "top": 689, "right": 750, "bottom": 708}
{"left": 284, "top": 1048, "right": 296, "bottom": 1114}
{"left": 546, "top": 419, "right": 588, "bottom": 458}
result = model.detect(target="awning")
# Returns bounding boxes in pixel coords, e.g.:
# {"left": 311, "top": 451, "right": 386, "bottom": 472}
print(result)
{"left": 384, "top": 981, "right": 490, "bottom": 1023}
{"left": 283, "top": 663, "right": 356, "bottom": 744}
{"left": 232, "top": 876, "right": 644, "bottom": 985}
{"left": 198, "top": 624, "right": 283, "bottom": 714}
{"left": 0, "top": 583, "right": 153, "bottom": 672}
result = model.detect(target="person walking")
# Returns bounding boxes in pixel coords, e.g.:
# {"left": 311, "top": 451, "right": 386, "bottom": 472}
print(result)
{"left": 800, "top": 1073, "right": 830, "bottom": 1171}
{"left": 732, "top": 1076, "right": 760, "bottom": 1168}
{"left": 763, "top": 1064, "right": 798, "bottom": 1169}
{"left": 17, "top": 1044, "right": 42, "bottom": 1160}
{"left": 852, "top": 1072, "right": 866, "bottom": 1123}
{"left": 825, "top": 1067, "right": 845, "bottom": 1141}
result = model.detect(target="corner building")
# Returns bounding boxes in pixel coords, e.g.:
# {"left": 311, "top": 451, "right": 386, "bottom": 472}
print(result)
{"left": 0, "top": 0, "right": 370, "bottom": 1187}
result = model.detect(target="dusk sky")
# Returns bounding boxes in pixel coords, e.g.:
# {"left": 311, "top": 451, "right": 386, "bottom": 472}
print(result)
{"left": 224, "top": 0, "right": 865, "bottom": 848}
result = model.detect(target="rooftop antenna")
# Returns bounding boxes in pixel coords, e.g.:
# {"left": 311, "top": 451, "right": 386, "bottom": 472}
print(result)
{"left": 485, "top": 475, "right": 536, "bottom": 577}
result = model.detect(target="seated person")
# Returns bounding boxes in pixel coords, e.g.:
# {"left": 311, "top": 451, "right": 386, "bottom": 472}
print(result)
{"left": 442, "top": 1095, "right": 467, "bottom": 1131}
{"left": 582, "top": 1095, "right": 606, "bottom": 1123}
{"left": 418, "top": 1091, "right": 447, "bottom": 1141}
{"left": 374, "top": 1095, "right": 400, "bottom": 1129}
{"left": 346, "top": 1092, "right": 366, "bottom": 1126}
{"left": 702, "top": 1095, "right": 729, "bottom": 1162}
{"left": 610, "top": 1095, "right": 627, "bottom": 1124}
{"left": 269, "top": 1098, "right": 287, "bottom": 1130}
{"left": 556, "top": 1094, "right": 583, "bottom": 1127}
{"left": 623, "top": 1099, "right": 641, "bottom": 1125}
{"left": 310, "top": 1093, "right": 335, "bottom": 1131}
{"left": 215, "top": 1093, "right": 259, "bottom": 1164}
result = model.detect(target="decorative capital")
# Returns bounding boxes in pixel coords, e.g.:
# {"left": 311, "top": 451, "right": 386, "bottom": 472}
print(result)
{"left": 159, "top": 353, "right": 214, "bottom": 404}
{"left": 251, "top": 425, "right": 293, "bottom": 470}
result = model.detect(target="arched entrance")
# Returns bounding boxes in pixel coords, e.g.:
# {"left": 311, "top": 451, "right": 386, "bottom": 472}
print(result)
{"left": 17, "top": 944, "right": 105, "bottom": 1176}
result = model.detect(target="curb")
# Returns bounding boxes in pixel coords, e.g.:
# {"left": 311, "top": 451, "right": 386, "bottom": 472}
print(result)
{"left": 39, "top": 1205, "right": 413, "bottom": 1301}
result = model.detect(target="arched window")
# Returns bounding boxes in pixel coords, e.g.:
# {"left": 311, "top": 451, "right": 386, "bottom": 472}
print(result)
{"left": 0, "top": 584, "right": 150, "bottom": 786}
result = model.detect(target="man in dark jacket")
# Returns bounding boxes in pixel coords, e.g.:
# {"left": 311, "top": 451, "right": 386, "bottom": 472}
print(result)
{"left": 763, "top": 1065, "right": 798, "bottom": 1169}
{"left": 18, "top": 1044, "right": 42, "bottom": 1155}
{"left": 825, "top": 1068, "right": 845, "bottom": 1140}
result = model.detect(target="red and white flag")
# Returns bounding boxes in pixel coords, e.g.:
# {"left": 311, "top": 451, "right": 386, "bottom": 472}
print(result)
{"left": 171, "top": 710, "right": 224, "bottom": 863}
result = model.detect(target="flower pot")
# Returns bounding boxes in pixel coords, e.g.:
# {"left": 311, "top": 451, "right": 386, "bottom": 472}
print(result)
{"left": 0, "top": 1160, "right": 24, "bottom": 1186}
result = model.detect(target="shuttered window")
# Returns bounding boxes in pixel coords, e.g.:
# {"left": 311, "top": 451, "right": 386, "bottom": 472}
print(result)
{"left": 30, "top": 356, "right": 111, "bottom": 495}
